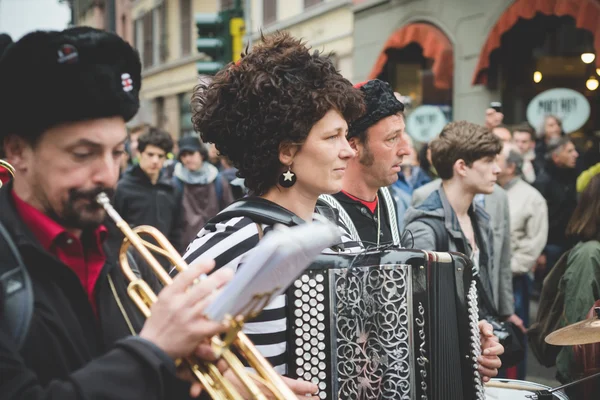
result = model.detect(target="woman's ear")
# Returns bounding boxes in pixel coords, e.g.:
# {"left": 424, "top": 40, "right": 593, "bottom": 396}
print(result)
{"left": 278, "top": 142, "right": 299, "bottom": 166}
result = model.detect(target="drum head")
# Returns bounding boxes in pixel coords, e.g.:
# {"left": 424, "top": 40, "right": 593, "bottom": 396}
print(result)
{"left": 486, "top": 379, "right": 569, "bottom": 400}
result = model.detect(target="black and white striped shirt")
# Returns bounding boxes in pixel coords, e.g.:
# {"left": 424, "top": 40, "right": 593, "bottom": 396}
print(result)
{"left": 182, "top": 214, "right": 361, "bottom": 375}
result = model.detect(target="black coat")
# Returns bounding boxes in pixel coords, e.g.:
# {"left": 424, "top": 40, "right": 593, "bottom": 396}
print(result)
{"left": 114, "top": 165, "right": 181, "bottom": 249}
{"left": 0, "top": 184, "right": 191, "bottom": 399}
{"left": 533, "top": 162, "right": 578, "bottom": 247}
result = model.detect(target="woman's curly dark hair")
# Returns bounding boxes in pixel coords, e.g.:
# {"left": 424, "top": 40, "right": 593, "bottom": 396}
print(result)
{"left": 191, "top": 32, "right": 365, "bottom": 195}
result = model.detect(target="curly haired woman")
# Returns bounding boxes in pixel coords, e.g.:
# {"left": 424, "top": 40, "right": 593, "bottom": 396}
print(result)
{"left": 182, "top": 32, "right": 365, "bottom": 398}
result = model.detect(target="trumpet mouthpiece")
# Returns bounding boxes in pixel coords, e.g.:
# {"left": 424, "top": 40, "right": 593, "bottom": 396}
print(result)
{"left": 96, "top": 192, "right": 110, "bottom": 206}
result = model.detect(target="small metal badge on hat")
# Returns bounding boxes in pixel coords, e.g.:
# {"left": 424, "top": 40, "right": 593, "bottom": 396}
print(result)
{"left": 121, "top": 73, "right": 133, "bottom": 92}
{"left": 57, "top": 44, "right": 78, "bottom": 64}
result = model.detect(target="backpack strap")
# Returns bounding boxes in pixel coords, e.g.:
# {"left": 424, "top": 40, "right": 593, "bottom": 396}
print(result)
{"left": 379, "top": 187, "right": 401, "bottom": 246}
{"left": 208, "top": 197, "right": 305, "bottom": 227}
{"left": 318, "top": 194, "right": 360, "bottom": 242}
{"left": 0, "top": 220, "right": 33, "bottom": 349}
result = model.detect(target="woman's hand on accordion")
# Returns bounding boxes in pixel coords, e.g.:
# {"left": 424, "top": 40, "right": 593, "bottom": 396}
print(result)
{"left": 477, "top": 320, "right": 504, "bottom": 382}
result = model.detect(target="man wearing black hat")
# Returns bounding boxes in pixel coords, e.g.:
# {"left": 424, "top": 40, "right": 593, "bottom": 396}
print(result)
{"left": 172, "top": 135, "right": 234, "bottom": 252}
{"left": 319, "top": 79, "right": 504, "bottom": 380}
{"left": 319, "top": 79, "right": 409, "bottom": 247}
{"left": 0, "top": 27, "right": 232, "bottom": 399}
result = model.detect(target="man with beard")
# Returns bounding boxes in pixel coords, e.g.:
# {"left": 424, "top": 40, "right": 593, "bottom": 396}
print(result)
{"left": 319, "top": 80, "right": 504, "bottom": 379}
{"left": 319, "top": 79, "right": 409, "bottom": 246}
{"left": 0, "top": 27, "right": 233, "bottom": 399}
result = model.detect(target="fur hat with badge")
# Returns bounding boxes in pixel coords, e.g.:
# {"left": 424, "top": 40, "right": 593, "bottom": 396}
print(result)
{"left": 0, "top": 27, "right": 141, "bottom": 141}
{"left": 348, "top": 79, "right": 404, "bottom": 139}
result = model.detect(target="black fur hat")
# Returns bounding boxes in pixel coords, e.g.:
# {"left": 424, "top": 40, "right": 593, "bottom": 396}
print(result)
{"left": 0, "top": 27, "right": 141, "bottom": 140}
{"left": 348, "top": 79, "right": 404, "bottom": 139}
{"left": 0, "top": 34, "right": 12, "bottom": 59}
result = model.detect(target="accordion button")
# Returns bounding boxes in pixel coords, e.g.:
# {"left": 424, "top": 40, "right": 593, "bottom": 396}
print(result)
{"left": 316, "top": 274, "right": 324, "bottom": 282}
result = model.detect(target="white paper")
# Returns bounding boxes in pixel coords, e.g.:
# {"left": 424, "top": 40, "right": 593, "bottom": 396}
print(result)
{"left": 203, "top": 221, "right": 340, "bottom": 322}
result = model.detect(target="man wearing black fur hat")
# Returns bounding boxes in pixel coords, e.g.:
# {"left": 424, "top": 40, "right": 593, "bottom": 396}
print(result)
{"left": 320, "top": 79, "right": 504, "bottom": 380}
{"left": 0, "top": 27, "right": 233, "bottom": 399}
{"left": 320, "top": 79, "right": 409, "bottom": 247}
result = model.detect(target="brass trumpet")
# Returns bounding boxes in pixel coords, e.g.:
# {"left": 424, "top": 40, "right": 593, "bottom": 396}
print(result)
{"left": 96, "top": 193, "right": 298, "bottom": 400}
{"left": 0, "top": 159, "right": 15, "bottom": 188}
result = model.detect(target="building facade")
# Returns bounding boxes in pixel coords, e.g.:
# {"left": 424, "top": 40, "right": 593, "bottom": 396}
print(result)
{"left": 247, "top": 0, "right": 355, "bottom": 80}
{"left": 129, "top": 0, "right": 225, "bottom": 139}
{"left": 353, "top": 0, "right": 600, "bottom": 143}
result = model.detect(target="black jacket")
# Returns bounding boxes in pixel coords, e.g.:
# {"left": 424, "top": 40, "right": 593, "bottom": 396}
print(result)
{"left": 0, "top": 184, "right": 191, "bottom": 399}
{"left": 114, "top": 165, "right": 181, "bottom": 249}
{"left": 533, "top": 162, "right": 578, "bottom": 246}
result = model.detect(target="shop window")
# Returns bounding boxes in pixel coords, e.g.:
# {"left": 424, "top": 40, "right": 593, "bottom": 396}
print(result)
{"left": 180, "top": 0, "right": 192, "bottom": 56}
{"left": 263, "top": 0, "right": 277, "bottom": 25}
{"left": 304, "top": 0, "right": 323, "bottom": 8}
{"left": 381, "top": 43, "right": 452, "bottom": 114}
{"left": 489, "top": 15, "right": 598, "bottom": 131}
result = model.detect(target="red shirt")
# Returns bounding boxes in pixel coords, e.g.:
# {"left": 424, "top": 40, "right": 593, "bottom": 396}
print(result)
{"left": 341, "top": 190, "right": 378, "bottom": 214}
{"left": 0, "top": 168, "right": 11, "bottom": 186}
{"left": 11, "top": 191, "right": 107, "bottom": 315}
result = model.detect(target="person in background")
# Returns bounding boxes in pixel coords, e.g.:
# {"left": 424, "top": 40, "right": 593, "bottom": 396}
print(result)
{"left": 555, "top": 174, "right": 600, "bottom": 399}
{"left": 113, "top": 127, "right": 181, "bottom": 250}
{"left": 577, "top": 162, "right": 600, "bottom": 193}
{"left": 220, "top": 155, "right": 247, "bottom": 200}
{"left": 492, "top": 125, "right": 512, "bottom": 144}
{"left": 173, "top": 135, "right": 234, "bottom": 252}
{"left": 126, "top": 123, "right": 148, "bottom": 167}
{"left": 390, "top": 134, "right": 430, "bottom": 231}
{"left": 418, "top": 142, "right": 438, "bottom": 181}
{"left": 406, "top": 121, "right": 517, "bottom": 326}
{"left": 512, "top": 124, "right": 537, "bottom": 183}
{"left": 496, "top": 143, "right": 548, "bottom": 379}
{"left": 533, "top": 136, "right": 579, "bottom": 289}
{"left": 535, "top": 115, "right": 564, "bottom": 173}
{"left": 484, "top": 105, "right": 504, "bottom": 131}
{"left": 205, "top": 142, "right": 222, "bottom": 170}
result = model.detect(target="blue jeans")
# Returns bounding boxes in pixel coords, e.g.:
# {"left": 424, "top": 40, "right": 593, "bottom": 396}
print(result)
{"left": 512, "top": 274, "right": 531, "bottom": 380}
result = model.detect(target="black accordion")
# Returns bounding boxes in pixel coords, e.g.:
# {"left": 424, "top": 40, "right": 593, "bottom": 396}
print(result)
{"left": 286, "top": 248, "right": 484, "bottom": 400}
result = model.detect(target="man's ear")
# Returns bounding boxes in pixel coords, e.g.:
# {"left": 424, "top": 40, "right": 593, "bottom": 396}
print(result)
{"left": 454, "top": 159, "right": 468, "bottom": 177}
{"left": 278, "top": 142, "right": 299, "bottom": 167}
{"left": 2, "top": 135, "right": 31, "bottom": 171}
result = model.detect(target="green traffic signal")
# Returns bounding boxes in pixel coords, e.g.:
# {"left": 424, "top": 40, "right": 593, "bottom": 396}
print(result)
{"left": 196, "top": 12, "right": 229, "bottom": 75}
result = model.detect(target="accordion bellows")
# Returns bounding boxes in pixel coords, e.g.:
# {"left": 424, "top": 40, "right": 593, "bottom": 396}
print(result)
{"left": 286, "top": 249, "right": 485, "bottom": 400}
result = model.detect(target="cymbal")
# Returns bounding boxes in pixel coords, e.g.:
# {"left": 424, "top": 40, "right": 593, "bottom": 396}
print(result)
{"left": 545, "top": 316, "right": 600, "bottom": 346}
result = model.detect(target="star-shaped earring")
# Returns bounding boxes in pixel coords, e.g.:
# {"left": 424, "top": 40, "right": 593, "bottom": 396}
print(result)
{"left": 283, "top": 170, "right": 294, "bottom": 181}
{"left": 279, "top": 167, "right": 297, "bottom": 188}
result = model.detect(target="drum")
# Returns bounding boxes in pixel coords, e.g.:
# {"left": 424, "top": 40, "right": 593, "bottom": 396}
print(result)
{"left": 485, "top": 379, "right": 569, "bottom": 400}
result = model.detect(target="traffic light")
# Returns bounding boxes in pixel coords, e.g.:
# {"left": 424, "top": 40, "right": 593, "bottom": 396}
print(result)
{"left": 196, "top": 13, "right": 229, "bottom": 75}
{"left": 196, "top": 2, "right": 245, "bottom": 75}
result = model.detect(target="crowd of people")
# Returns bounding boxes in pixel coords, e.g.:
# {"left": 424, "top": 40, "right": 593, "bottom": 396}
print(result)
{"left": 0, "top": 24, "right": 599, "bottom": 399}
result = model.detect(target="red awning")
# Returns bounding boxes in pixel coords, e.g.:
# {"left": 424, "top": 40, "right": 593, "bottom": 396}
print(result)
{"left": 368, "top": 23, "right": 454, "bottom": 90}
{"left": 472, "top": 0, "right": 600, "bottom": 85}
